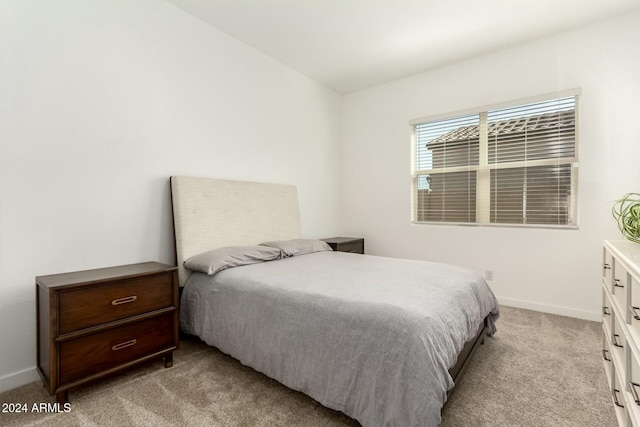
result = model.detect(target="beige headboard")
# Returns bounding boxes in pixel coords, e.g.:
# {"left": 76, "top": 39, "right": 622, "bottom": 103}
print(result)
{"left": 170, "top": 176, "right": 303, "bottom": 286}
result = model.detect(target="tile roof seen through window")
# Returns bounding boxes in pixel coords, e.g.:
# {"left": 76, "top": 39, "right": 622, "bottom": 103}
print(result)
{"left": 427, "top": 110, "right": 575, "bottom": 147}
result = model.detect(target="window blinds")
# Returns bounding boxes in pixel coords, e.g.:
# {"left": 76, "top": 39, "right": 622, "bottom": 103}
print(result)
{"left": 413, "top": 95, "right": 577, "bottom": 226}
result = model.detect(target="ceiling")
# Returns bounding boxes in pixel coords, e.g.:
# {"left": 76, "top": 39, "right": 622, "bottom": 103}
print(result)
{"left": 166, "top": 0, "right": 640, "bottom": 94}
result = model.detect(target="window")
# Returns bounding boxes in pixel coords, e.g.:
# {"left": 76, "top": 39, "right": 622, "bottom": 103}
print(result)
{"left": 412, "top": 92, "right": 578, "bottom": 227}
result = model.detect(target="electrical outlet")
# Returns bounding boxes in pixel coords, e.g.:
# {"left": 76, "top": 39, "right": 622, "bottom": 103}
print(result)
{"left": 485, "top": 270, "right": 494, "bottom": 281}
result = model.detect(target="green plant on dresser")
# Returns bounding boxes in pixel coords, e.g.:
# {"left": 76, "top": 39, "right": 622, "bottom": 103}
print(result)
{"left": 613, "top": 193, "right": 640, "bottom": 244}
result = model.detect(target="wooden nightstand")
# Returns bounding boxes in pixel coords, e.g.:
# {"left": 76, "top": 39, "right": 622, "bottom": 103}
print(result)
{"left": 322, "top": 237, "right": 365, "bottom": 254}
{"left": 36, "top": 262, "right": 179, "bottom": 403}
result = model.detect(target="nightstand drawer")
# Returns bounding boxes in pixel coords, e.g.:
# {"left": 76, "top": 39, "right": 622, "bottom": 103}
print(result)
{"left": 322, "top": 237, "right": 365, "bottom": 254}
{"left": 59, "top": 313, "right": 174, "bottom": 385}
{"left": 339, "top": 241, "right": 364, "bottom": 253}
{"left": 58, "top": 272, "right": 174, "bottom": 334}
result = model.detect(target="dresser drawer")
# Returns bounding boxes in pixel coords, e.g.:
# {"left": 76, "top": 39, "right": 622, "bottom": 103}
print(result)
{"left": 603, "top": 331, "right": 614, "bottom": 387}
{"left": 603, "top": 288, "right": 614, "bottom": 334}
{"left": 629, "top": 275, "right": 640, "bottom": 340}
{"left": 610, "top": 317, "right": 627, "bottom": 360}
{"left": 58, "top": 273, "right": 174, "bottom": 334}
{"left": 627, "top": 351, "right": 640, "bottom": 421}
{"left": 612, "top": 315, "right": 627, "bottom": 365}
{"left": 612, "top": 262, "right": 629, "bottom": 315}
{"left": 604, "top": 248, "right": 614, "bottom": 286}
{"left": 59, "top": 313, "right": 174, "bottom": 385}
{"left": 613, "top": 369, "right": 630, "bottom": 427}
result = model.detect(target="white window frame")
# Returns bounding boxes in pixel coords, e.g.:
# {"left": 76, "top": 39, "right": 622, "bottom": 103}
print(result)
{"left": 410, "top": 89, "right": 580, "bottom": 229}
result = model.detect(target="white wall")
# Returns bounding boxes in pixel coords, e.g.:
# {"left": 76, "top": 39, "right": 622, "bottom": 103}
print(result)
{"left": 0, "top": 0, "right": 342, "bottom": 391}
{"left": 3, "top": 0, "right": 638, "bottom": 396}
{"left": 341, "top": 11, "right": 640, "bottom": 321}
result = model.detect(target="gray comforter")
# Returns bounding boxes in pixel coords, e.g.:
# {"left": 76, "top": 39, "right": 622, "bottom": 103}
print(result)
{"left": 181, "top": 251, "right": 499, "bottom": 426}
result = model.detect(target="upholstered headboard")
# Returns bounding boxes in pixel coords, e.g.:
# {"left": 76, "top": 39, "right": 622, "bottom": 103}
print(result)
{"left": 170, "top": 176, "right": 302, "bottom": 286}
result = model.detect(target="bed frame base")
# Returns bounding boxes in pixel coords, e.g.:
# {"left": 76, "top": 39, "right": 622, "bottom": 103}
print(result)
{"left": 446, "top": 319, "right": 488, "bottom": 399}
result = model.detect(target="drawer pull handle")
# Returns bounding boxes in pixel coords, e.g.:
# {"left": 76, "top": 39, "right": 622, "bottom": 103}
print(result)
{"left": 111, "top": 296, "right": 137, "bottom": 306}
{"left": 631, "top": 306, "right": 640, "bottom": 321}
{"left": 602, "top": 349, "right": 612, "bottom": 362}
{"left": 603, "top": 306, "right": 611, "bottom": 316}
{"left": 630, "top": 382, "right": 640, "bottom": 405}
{"left": 613, "top": 389, "right": 625, "bottom": 408}
{"left": 604, "top": 263, "right": 612, "bottom": 270}
{"left": 612, "top": 334, "right": 624, "bottom": 348}
{"left": 613, "top": 279, "right": 624, "bottom": 288}
{"left": 112, "top": 339, "right": 137, "bottom": 351}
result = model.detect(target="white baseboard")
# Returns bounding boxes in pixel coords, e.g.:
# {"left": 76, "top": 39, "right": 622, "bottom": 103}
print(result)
{"left": 498, "top": 296, "right": 600, "bottom": 322}
{"left": 0, "top": 367, "right": 40, "bottom": 394}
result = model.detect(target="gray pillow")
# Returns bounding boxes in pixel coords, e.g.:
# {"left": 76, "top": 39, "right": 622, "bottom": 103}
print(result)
{"left": 260, "top": 239, "right": 332, "bottom": 257}
{"left": 184, "top": 245, "right": 283, "bottom": 276}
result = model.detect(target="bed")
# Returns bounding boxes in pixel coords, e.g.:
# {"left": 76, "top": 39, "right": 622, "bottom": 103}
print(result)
{"left": 170, "top": 176, "right": 500, "bottom": 427}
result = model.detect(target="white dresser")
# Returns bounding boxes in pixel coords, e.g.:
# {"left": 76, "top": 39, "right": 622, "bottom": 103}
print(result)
{"left": 603, "top": 240, "right": 640, "bottom": 426}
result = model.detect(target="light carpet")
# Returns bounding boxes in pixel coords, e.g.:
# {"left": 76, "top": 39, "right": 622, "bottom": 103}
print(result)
{"left": 0, "top": 306, "right": 616, "bottom": 426}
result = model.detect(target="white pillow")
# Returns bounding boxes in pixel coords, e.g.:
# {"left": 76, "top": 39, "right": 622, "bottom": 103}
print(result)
{"left": 260, "top": 239, "right": 332, "bottom": 257}
{"left": 184, "top": 245, "right": 283, "bottom": 276}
